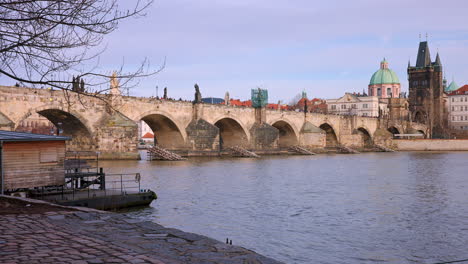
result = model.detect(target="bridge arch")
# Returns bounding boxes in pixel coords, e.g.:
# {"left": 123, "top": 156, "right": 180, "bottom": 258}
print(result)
{"left": 213, "top": 117, "right": 249, "bottom": 149}
{"left": 388, "top": 126, "right": 400, "bottom": 136}
{"left": 319, "top": 123, "right": 339, "bottom": 147}
{"left": 137, "top": 111, "right": 187, "bottom": 149}
{"left": 417, "top": 130, "right": 426, "bottom": 139}
{"left": 15, "top": 107, "right": 96, "bottom": 151}
{"left": 270, "top": 119, "right": 299, "bottom": 147}
{"left": 414, "top": 111, "right": 426, "bottom": 124}
{"left": 354, "top": 127, "right": 373, "bottom": 148}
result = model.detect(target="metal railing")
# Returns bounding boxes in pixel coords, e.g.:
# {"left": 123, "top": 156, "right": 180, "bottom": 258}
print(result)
{"left": 32, "top": 172, "right": 144, "bottom": 202}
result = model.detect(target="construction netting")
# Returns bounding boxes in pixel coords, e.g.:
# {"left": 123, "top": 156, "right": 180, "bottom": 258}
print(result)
{"left": 251, "top": 88, "right": 268, "bottom": 108}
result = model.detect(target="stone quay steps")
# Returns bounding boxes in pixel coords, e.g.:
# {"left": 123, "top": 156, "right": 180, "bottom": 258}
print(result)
{"left": 289, "top": 146, "right": 316, "bottom": 155}
{"left": 337, "top": 145, "right": 361, "bottom": 154}
{"left": 374, "top": 144, "right": 396, "bottom": 152}
{"left": 227, "top": 146, "right": 260, "bottom": 158}
{"left": 147, "top": 145, "right": 186, "bottom": 161}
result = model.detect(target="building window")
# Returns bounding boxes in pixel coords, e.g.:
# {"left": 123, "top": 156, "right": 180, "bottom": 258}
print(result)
{"left": 331, "top": 105, "right": 336, "bottom": 110}
{"left": 413, "top": 81, "right": 418, "bottom": 86}
{"left": 452, "top": 106, "right": 455, "bottom": 111}
{"left": 363, "top": 104, "right": 368, "bottom": 109}
{"left": 452, "top": 116, "right": 455, "bottom": 121}
{"left": 351, "top": 104, "right": 357, "bottom": 109}
{"left": 341, "top": 104, "right": 347, "bottom": 109}
{"left": 377, "top": 88, "right": 381, "bottom": 96}
{"left": 363, "top": 113, "right": 368, "bottom": 116}
{"left": 387, "top": 88, "right": 392, "bottom": 97}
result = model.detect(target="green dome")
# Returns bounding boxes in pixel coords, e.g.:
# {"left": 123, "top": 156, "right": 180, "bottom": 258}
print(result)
{"left": 445, "top": 81, "right": 459, "bottom": 92}
{"left": 369, "top": 68, "right": 400, "bottom": 85}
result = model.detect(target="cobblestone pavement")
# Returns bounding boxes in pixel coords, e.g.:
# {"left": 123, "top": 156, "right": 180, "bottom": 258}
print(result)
{"left": 0, "top": 206, "right": 283, "bottom": 264}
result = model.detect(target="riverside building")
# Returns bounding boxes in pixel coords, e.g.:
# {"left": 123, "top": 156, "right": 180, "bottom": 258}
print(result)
{"left": 447, "top": 85, "right": 468, "bottom": 131}
{"left": 326, "top": 93, "right": 388, "bottom": 117}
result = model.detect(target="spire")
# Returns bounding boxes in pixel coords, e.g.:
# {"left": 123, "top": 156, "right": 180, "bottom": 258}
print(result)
{"left": 416, "top": 41, "right": 431, "bottom": 67}
{"left": 408, "top": 59, "right": 411, "bottom": 68}
{"left": 435, "top": 52, "right": 441, "bottom": 65}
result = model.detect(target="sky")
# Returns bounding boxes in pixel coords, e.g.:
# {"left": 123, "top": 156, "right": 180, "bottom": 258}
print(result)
{"left": 6, "top": 0, "right": 468, "bottom": 103}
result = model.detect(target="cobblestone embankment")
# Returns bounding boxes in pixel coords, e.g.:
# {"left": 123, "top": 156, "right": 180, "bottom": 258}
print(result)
{"left": 0, "top": 196, "right": 284, "bottom": 264}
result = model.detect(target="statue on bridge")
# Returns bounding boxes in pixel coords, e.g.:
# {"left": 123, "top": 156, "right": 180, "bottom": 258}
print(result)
{"left": 163, "top": 87, "right": 167, "bottom": 99}
{"left": 224, "top": 92, "right": 230, "bottom": 106}
{"left": 72, "top": 76, "right": 85, "bottom": 93}
{"left": 193, "top": 83, "right": 202, "bottom": 104}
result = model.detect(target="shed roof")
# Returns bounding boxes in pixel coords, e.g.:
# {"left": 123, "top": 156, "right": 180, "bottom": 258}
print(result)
{"left": 0, "top": 130, "right": 70, "bottom": 142}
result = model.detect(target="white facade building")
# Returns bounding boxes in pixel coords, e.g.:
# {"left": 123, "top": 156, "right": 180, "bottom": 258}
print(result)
{"left": 447, "top": 85, "right": 468, "bottom": 130}
{"left": 327, "top": 93, "right": 388, "bottom": 117}
{"left": 138, "top": 120, "right": 153, "bottom": 139}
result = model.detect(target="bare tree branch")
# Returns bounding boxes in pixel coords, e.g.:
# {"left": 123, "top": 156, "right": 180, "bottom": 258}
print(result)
{"left": 0, "top": 0, "right": 159, "bottom": 103}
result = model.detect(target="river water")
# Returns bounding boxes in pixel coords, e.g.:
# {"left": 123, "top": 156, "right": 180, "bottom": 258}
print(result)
{"left": 100, "top": 152, "right": 468, "bottom": 264}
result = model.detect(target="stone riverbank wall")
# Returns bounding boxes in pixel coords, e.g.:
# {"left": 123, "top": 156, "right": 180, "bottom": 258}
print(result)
{"left": 394, "top": 139, "right": 468, "bottom": 151}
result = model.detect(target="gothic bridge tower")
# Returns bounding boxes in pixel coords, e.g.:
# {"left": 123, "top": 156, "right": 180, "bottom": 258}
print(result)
{"left": 408, "top": 41, "right": 445, "bottom": 138}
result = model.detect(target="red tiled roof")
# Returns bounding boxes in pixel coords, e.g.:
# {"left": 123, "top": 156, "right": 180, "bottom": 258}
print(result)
{"left": 448, "top": 85, "right": 468, "bottom": 96}
{"left": 229, "top": 99, "right": 252, "bottom": 107}
{"left": 142, "top": 132, "right": 154, "bottom": 138}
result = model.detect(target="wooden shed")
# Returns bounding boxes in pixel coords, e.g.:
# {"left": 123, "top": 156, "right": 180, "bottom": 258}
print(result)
{"left": 0, "top": 130, "right": 70, "bottom": 194}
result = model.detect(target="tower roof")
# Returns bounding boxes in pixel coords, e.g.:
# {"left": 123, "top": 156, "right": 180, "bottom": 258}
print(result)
{"left": 445, "top": 80, "right": 459, "bottom": 92}
{"left": 369, "top": 59, "right": 400, "bottom": 85}
{"left": 434, "top": 52, "right": 441, "bottom": 66}
{"left": 416, "top": 41, "right": 432, "bottom": 67}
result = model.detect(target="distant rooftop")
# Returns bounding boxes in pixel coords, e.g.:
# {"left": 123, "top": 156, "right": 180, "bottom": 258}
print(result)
{"left": 447, "top": 85, "right": 468, "bottom": 96}
{"left": 0, "top": 130, "right": 70, "bottom": 142}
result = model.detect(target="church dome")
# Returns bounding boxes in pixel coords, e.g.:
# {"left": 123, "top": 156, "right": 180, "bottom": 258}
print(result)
{"left": 369, "top": 59, "right": 400, "bottom": 85}
{"left": 445, "top": 80, "right": 459, "bottom": 92}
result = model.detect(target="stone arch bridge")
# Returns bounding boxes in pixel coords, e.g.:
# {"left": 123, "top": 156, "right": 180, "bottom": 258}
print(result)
{"left": 0, "top": 86, "right": 426, "bottom": 159}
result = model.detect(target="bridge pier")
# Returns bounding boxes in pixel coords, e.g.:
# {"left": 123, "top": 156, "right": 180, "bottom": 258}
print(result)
{"left": 94, "top": 112, "right": 140, "bottom": 160}
{"left": 186, "top": 119, "right": 219, "bottom": 152}
{"left": 299, "top": 122, "right": 325, "bottom": 148}
{"left": 249, "top": 122, "right": 279, "bottom": 150}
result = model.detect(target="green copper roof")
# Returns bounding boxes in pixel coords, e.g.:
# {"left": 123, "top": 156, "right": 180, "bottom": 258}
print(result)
{"left": 369, "top": 68, "right": 400, "bottom": 85}
{"left": 446, "top": 81, "right": 459, "bottom": 92}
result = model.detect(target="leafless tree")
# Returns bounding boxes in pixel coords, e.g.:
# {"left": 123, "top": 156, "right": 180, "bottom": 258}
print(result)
{"left": 0, "top": 0, "right": 161, "bottom": 100}
{"left": 288, "top": 93, "right": 303, "bottom": 106}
